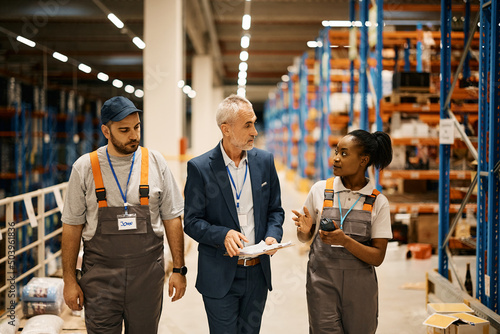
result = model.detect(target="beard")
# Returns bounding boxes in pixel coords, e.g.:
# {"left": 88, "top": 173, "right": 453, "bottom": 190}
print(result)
{"left": 109, "top": 131, "right": 139, "bottom": 155}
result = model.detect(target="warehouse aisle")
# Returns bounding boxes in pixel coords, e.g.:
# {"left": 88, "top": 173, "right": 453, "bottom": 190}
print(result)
{"left": 158, "top": 171, "right": 473, "bottom": 334}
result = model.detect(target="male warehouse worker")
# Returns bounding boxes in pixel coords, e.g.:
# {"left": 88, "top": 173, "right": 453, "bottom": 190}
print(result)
{"left": 61, "top": 96, "right": 187, "bottom": 333}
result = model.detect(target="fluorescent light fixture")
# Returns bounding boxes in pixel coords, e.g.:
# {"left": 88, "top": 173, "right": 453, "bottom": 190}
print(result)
{"left": 125, "top": 85, "right": 135, "bottom": 94}
{"left": 238, "top": 71, "right": 247, "bottom": 79}
{"left": 16, "top": 36, "right": 36, "bottom": 48}
{"left": 237, "top": 87, "right": 246, "bottom": 97}
{"left": 177, "top": 80, "right": 185, "bottom": 88}
{"left": 241, "top": 35, "right": 250, "bottom": 48}
{"left": 322, "top": 20, "right": 363, "bottom": 27}
{"left": 188, "top": 90, "right": 196, "bottom": 99}
{"left": 331, "top": 45, "right": 339, "bottom": 48}
{"left": 307, "top": 41, "right": 318, "bottom": 48}
{"left": 78, "top": 63, "right": 91, "bottom": 73}
{"left": 182, "top": 85, "right": 192, "bottom": 94}
{"left": 97, "top": 72, "right": 109, "bottom": 81}
{"left": 242, "top": 14, "right": 251, "bottom": 30}
{"left": 281, "top": 75, "right": 290, "bottom": 82}
{"left": 107, "top": 13, "right": 124, "bottom": 29}
{"left": 135, "top": 89, "right": 144, "bottom": 98}
{"left": 238, "top": 77, "right": 247, "bottom": 86}
{"left": 52, "top": 52, "right": 68, "bottom": 62}
{"left": 132, "top": 37, "right": 146, "bottom": 49}
{"left": 240, "top": 51, "right": 249, "bottom": 62}
{"left": 113, "top": 79, "right": 123, "bottom": 88}
{"left": 239, "top": 62, "right": 248, "bottom": 72}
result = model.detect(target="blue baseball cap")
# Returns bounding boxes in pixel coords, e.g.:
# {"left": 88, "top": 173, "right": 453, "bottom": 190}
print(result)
{"left": 101, "top": 96, "right": 142, "bottom": 124}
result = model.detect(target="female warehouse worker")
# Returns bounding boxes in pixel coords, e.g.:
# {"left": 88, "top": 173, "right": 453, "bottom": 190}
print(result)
{"left": 292, "top": 129, "right": 393, "bottom": 334}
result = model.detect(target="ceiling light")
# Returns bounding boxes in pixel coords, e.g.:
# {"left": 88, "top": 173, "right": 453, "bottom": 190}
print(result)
{"left": 239, "top": 62, "right": 248, "bottom": 72}
{"left": 177, "top": 80, "right": 185, "bottom": 88}
{"left": 281, "top": 75, "right": 290, "bottom": 82}
{"left": 238, "top": 71, "right": 247, "bottom": 79}
{"left": 97, "top": 72, "right": 109, "bottom": 81}
{"left": 238, "top": 77, "right": 247, "bottom": 86}
{"left": 132, "top": 37, "right": 146, "bottom": 49}
{"left": 237, "top": 87, "right": 246, "bottom": 97}
{"left": 240, "top": 51, "right": 249, "bottom": 62}
{"left": 78, "top": 63, "right": 91, "bottom": 73}
{"left": 52, "top": 52, "right": 68, "bottom": 62}
{"left": 182, "top": 85, "right": 192, "bottom": 94}
{"left": 241, "top": 35, "right": 250, "bottom": 48}
{"left": 113, "top": 79, "right": 123, "bottom": 88}
{"left": 307, "top": 41, "right": 318, "bottom": 48}
{"left": 125, "top": 85, "right": 135, "bottom": 94}
{"left": 107, "top": 13, "right": 124, "bottom": 29}
{"left": 322, "top": 20, "right": 362, "bottom": 28}
{"left": 16, "top": 36, "right": 35, "bottom": 48}
{"left": 242, "top": 14, "right": 251, "bottom": 30}
{"left": 135, "top": 89, "right": 144, "bottom": 98}
{"left": 188, "top": 90, "right": 197, "bottom": 98}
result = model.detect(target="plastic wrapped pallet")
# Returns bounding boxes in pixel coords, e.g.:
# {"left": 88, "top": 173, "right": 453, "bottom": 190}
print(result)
{"left": 0, "top": 316, "right": 20, "bottom": 334}
{"left": 21, "top": 314, "right": 64, "bottom": 334}
{"left": 22, "top": 277, "right": 64, "bottom": 302}
{"left": 23, "top": 299, "right": 64, "bottom": 317}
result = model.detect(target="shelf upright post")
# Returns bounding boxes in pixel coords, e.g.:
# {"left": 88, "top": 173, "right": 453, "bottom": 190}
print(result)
{"left": 417, "top": 22, "right": 423, "bottom": 73}
{"left": 476, "top": 0, "right": 490, "bottom": 304}
{"left": 287, "top": 73, "right": 294, "bottom": 171}
{"left": 463, "top": 0, "right": 471, "bottom": 81}
{"left": 374, "top": 0, "right": 383, "bottom": 191}
{"left": 349, "top": 0, "right": 356, "bottom": 128}
{"left": 438, "top": 0, "right": 452, "bottom": 279}
{"left": 359, "top": 0, "right": 369, "bottom": 131}
{"left": 298, "top": 53, "right": 309, "bottom": 179}
{"left": 320, "top": 28, "right": 332, "bottom": 179}
{"left": 404, "top": 38, "right": 411, "bottom": 72}
{"left": 487, "top": 0, "right": 500, "bottom": 312}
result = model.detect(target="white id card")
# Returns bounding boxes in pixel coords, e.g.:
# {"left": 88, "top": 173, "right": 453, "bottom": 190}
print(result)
{"left": 238, "top": 214, "right": 248, "bottom": 227}
{"left": 117, "top": 213, "right": 137, "bottom": 231}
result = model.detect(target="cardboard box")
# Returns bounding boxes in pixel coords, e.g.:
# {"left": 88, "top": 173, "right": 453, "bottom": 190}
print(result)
{"left": 427, "top": 303, "right": 474, "bottom": 315}
{"left": 417, "top": 214, "right": 439, "bottom": 250}
{"left": 424, "top": 312, "right": 489, "bottom": 334}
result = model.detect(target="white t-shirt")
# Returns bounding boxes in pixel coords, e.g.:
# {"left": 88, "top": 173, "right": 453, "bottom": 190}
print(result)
{"left": 61, "top": 146, "right": 184, "bottom": 241}
{"left": 300, "top": 177, "right": 393, "bottom": 239}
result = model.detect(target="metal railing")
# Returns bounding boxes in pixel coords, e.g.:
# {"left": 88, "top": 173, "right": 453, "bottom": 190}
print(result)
{"left": 0, "top": 182, "right": 68, "bottom": 315}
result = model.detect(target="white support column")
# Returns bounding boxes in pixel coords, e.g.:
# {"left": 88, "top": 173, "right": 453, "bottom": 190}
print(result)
{"left": 191, "top": 55, "right": 217, "bottom": 156}
{"left": 143, "top": 0, "right": 184, "bottom": 182}
{"left": 212, "top": 86, "right": 224, "bottom": 143}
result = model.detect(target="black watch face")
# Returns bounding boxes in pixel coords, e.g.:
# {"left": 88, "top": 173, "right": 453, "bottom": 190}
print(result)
{"left": 180, "top": 266, "right": 188, "bottom": 275}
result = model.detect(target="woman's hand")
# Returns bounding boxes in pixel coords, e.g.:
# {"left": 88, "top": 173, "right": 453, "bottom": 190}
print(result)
{"left": 292, "top": 207, "right": 313, "bottom": 235}
{"left": 319, "top": 220, "right": 347, "bottom": 246}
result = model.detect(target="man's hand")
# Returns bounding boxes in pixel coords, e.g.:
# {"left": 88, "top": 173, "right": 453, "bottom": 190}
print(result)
{"left": 225, "top": 230, "right": 249, "bottom": 257}
{"left": 264, "top": 237, "right": 278, "bottom": 256}
{"left": 168, "top": 273, "right": 187, "bottom": 302}
{"left": 63, "top": 280, "right": 84, "bottom": 311}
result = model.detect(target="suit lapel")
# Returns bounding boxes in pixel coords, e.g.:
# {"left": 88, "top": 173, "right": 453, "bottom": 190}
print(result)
{"left": 209, "top": 146, "right": 239, "bottom": 229}
{"left": 248, "top": 149, "right": 262, "bottom": 236}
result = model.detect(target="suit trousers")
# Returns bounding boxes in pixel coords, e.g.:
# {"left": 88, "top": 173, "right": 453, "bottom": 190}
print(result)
{"left": 202, "top": 263, "right": 268, "bottom": 334}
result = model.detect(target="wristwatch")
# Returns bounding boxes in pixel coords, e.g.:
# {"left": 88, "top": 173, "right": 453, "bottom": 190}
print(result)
{"left": 173, "top": 266, "right": 188, "bottom": 276}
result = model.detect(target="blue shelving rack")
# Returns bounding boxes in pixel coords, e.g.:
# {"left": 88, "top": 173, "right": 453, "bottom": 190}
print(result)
{"left": 318, "top": 27, "right": 332, "bottom": 180}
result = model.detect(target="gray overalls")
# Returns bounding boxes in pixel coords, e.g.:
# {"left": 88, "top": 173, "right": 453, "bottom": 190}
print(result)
{"left": 79, "top": 148, "right": 165, "bottom": 334}
{"left": 307, "top": 177, "right": 379, "bottom": 334}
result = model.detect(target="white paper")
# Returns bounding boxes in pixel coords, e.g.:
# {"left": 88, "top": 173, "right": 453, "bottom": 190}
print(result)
{"left": 238, "top": 240, "right": 293, "bottom": 257}
{"left": 439, "top": 118, "right": 454, "bottom": 145}
{"left": 53, "top": 189, "right": 64, "bottom": 212}
{"left": 23, "top": 196, "right": 38, "bottom": 227}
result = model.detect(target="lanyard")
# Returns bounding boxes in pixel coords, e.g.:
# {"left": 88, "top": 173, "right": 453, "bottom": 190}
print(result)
{"left": 106, "top": 147, "right": 136, "bottom": 213}
{"left": 338, "top": 194, "right": 363, "bottom": 230}
{"left": 226, "top": 161, "right": 248, "bottom": 210}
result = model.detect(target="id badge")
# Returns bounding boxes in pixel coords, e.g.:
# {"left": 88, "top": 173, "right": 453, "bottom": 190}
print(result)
{"left": 238, "top": 214, "right": 248, "bottom": 227}
{"left": 117, "top": 213, "right": 137, "bottom": 231}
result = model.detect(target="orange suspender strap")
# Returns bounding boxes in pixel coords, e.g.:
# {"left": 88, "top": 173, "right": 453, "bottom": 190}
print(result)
{"left": 89, "top": 151, "right": 108, "bottom": 208}
{"left": 323, "top": 177, "right": 335, "bottom": 208}
{"left": 139, "top": 147, "right": 150, "bottom": 206}
{"left": 362, "top": 188, "right": 380, "bottom": 212}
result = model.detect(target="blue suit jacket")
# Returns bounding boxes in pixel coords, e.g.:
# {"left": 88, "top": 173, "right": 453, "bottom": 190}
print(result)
{"left": 184, "top": 145, "right": 284, "bottom": 298}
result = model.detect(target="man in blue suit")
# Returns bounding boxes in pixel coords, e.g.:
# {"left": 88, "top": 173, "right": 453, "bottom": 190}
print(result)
{"left": 184, "top": 94, "right": 284, "bottom": 334}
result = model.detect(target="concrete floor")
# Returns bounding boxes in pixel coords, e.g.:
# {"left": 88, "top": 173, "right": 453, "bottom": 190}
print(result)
{"left": 158, "top": 171, "right": 476, "bottom": 334}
